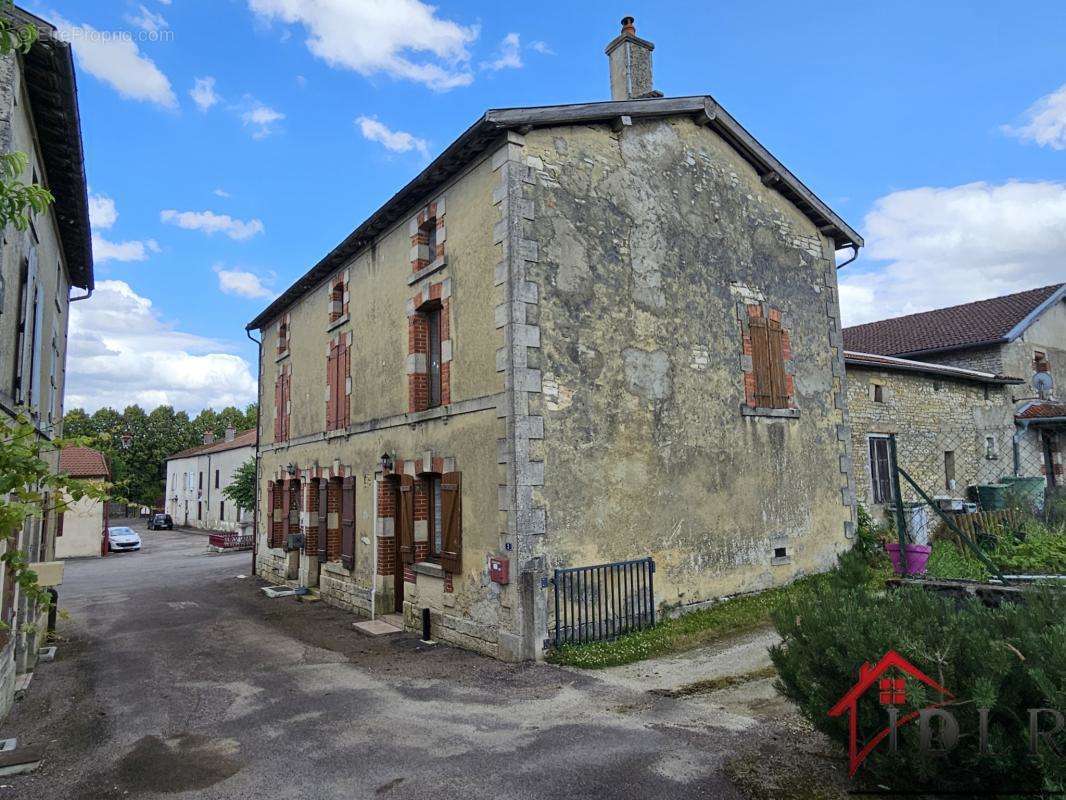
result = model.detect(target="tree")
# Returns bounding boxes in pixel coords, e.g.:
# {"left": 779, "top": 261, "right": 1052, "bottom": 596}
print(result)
{"left": 222, "top": 459, "right": 256, "bottom": 515}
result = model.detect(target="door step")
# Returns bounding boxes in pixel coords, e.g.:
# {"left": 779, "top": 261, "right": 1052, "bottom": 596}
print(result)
{"left": 380, "top": 613, "right": 405, "bottom": 629}
{"left": 353, "top": 619, "right": 402, "bottom": 637}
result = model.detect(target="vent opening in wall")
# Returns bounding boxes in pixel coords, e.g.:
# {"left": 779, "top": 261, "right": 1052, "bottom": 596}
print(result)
{"left": 773, "top": 546, "right": 787, "bottom": 559}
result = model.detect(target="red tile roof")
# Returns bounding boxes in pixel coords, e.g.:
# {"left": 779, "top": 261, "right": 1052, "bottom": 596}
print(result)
{"left": 59, "top": 446, "right": 110, "bottom": 478}
{"left": 843, "top": 284, "right": 1064, "bottom": 357}
{"left": 167, "top": 428, "right": 257, "bottom": 461}
{"left": 1017, "top": 402, "right": 1066, "bottom": 420}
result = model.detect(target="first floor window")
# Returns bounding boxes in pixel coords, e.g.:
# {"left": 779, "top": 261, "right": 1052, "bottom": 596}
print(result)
{"left": 869, "top": 437, "right": 893, "bottom": 505}
{"left": 426, "top": 305, "right": 442, "bottom": 408}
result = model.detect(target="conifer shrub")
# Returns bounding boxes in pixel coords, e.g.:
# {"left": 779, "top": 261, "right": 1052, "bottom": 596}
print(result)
{"left": 770, "top": 550, "right": 1066, "bottom": 793}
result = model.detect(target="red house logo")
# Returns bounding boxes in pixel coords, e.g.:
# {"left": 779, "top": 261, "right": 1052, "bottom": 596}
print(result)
{"left": 828, "top": 650, "right": 955, "bottom": 776}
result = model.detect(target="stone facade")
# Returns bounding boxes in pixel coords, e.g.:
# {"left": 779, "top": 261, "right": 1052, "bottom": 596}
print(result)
{"left": 165, "top": 431, "right": 256, "bottom": 532}
{"left": 846, "top": 363, "right": 1016, "bottom": 516}
{"left": 250, "top": 103, "right": 859, "bottom": 660}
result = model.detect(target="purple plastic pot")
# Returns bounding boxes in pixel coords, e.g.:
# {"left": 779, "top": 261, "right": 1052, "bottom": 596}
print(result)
{"left": 886, "top": 543, "right": 932, "bottom": 576}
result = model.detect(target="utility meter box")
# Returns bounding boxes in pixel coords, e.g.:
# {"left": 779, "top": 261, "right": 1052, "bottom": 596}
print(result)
{"left": 488, "top": 556, "right": 509, "bottom": 585}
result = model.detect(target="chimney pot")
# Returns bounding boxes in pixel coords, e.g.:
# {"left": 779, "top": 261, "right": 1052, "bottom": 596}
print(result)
{"left": 202, "top": 431, "right": 215, "bottom": 445}
{"left": 225, "top": 426, "right": 236, "bottom": 442}
{"left": 605, "top": 16, "right": 658, "bottom": 101}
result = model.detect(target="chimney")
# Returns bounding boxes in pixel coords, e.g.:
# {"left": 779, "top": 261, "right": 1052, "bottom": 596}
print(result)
{"left": 225, "top": 426, "right": 236, "bottom": 442}
{"left": 202, "top": 430, "right": 215, "bottom": 445}
{"left": 605, "top": 16, "right": 661, "bottom": 101}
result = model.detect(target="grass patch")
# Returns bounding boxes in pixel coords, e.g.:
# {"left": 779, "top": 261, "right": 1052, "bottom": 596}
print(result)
{"left": 547, "top": 571, "right": 835, "bottom": 670}
{"left": 649, "top": 664, "right": 778, "bottom": 697}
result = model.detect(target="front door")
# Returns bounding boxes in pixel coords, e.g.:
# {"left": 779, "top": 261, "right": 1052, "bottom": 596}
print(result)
{"left": 394, "top": 475, "right": 414, "bottom": 614}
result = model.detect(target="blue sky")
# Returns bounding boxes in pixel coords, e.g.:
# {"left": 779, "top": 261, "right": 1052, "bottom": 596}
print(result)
{"left": 42, "top": 1, "right": 1066, "bottom": 412}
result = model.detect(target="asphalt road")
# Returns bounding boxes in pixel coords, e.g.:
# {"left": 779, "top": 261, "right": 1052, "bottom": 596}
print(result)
{"left": 0, "top": 525, "right": 833, "bottom": 800}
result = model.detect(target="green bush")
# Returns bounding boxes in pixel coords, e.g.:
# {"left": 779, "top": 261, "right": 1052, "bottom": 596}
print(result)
{"left": 770, "top": 549, "right": 1066, "bottom": 794}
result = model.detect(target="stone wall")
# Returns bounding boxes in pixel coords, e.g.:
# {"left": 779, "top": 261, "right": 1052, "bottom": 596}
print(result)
{"left": 846, "top": 365, "right": 1015, "bottom": 516}
{"left": 519, "top": 116, "right": 854, "bottom": 615}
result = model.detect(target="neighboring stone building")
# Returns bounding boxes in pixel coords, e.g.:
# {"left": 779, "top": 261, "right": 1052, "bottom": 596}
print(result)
{"left": 0, "top": 7, "right": 94, "bottom": 715}
{"left": 55, "top": 447, "right": 110, "bottom": 559}
{"left": 844, "top": 352, "right": 1021, "bottom": 515}
{"left": 844, "top": 284, "right": 1066, "bottom": 499}
{"left": 246, "top": 18, "right": 863, "bottom": 660}
{"left": 165, "top": 428, "right": 256, "bottom": 532}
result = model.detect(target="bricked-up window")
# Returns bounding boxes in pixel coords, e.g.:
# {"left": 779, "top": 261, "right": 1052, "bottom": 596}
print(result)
{"left": 274, "top": 366, "right": 291, "bottom": 441}
{"left": 426, "top": 305, "right": 443, "bottom": 408}
{"left": 748, "top": 313, "right": 789, "bottom": 409}
{"left": 869, "top": 437, "right": 893, "bottom": 505}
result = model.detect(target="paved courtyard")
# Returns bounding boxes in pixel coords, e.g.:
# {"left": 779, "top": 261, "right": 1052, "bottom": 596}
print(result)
{"left": 0, "top": 526, "right": 838, "bottom": 799}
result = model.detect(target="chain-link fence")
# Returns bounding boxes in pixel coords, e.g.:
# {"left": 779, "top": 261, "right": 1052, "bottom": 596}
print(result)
{"left": 877, "top": 426, "right": 1065, "bottom": 582}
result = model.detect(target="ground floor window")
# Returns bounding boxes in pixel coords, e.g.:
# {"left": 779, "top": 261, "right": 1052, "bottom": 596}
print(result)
{"left": 868, "top": 436, "right": 893, "bottom": 505}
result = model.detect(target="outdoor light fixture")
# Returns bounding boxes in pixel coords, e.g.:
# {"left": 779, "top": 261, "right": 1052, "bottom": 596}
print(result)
{"left": 286, "top": 463, "right": 298, "bottom": 477}
{"left": 380, "top": 452, "right": 393, "bottom": 473}
{"left": 119, "top": 430, "right": 133, "bottom": 449}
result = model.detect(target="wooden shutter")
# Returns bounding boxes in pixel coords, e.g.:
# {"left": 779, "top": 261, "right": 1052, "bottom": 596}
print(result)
{"left": 749, "top": 317, "right": 773, "bottom": 408}
{"left": 340, "top": 340, "right": 350, "bottom": 428}
{"left": 317, "top": 478, "right": 328, "bottom": 560}
{"left": 340, "top": 476, "right": 356, "bottom": 569}
{"left": 325, "top": 344, "right": 337, "bottom": 430}
{"left": 283, "top": 373, "right": 291, "bottom": 441}
{"left": 398, "top": 474, "right": 414, "bottom": 565}
{"left": 274, "top": 375, "right": 284, "bottom": 440}
{"left": 439, "top": 472, "right": 462, "bottom": 574}
{"left": 266, "top": 480, "right": 276, "bottom": 547}
{"left": 280, "top": 479, "right": 291, "bottom": 547}
{"left": 767, "top": 318, "right": 787, "bottom": 409}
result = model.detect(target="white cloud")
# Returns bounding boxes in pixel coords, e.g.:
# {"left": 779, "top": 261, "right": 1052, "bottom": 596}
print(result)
{"left": 52, "top": 16, "right": 177, "bottom": 109}
{"left": 160, "top": 209, "right": 265, "bottom": 240}
{"left": 92, "top": 235, "right": 160, "bottom": 263}
{"left": 67, "top": 280, "right": 257, "bottom": 412}
{"left": 213, "top": 188, "right": 231, "bottom": 198}
{"left": 88, "top": 193, "right": 118, "bottom": 230}
{"left": 482, "top": 32, "right": 522, "bottom": 71}
{"left": 839, "top": 180, "right": 1066, "bottom": 326}
{"left": 355, "top": 116, "right": 428, "bottom": 158}
{"left": 190, "top": 76, "right": 220, "bottom": 111}
{"left": 125, "top": 4, "right": 168, "bottom": 34}
{"left": 1002, "top": 83, "right": 1066, "bottom": 150}
{"left": 246, "top": 0, "right": 478, "bottom": 91}
{"left": 239, "top": 100, "right": 284, "bottom": 138}
{"left": 215, "top": 266, "right": 276, "bottom": 299}
{"left": 529, "top": 40, "right": 554, "bottom": 56}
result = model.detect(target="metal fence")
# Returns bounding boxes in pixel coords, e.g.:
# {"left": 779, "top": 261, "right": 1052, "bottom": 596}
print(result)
{"left": 208, "top": 531, "right": 254, "bottom": 551}
{"left": 878, "top": 427, "right": 1064, "bottom": 581}
{"left": 552, "top": 557, "right": 655, "bottom": 646}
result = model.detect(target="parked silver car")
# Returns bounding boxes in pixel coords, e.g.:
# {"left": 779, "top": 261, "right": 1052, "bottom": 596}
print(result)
{"left": 108, "top": 526, "right": 142, "bottom": 552}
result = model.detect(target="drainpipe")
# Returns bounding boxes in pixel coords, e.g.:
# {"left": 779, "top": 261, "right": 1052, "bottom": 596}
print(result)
{"left": 834, "top": 245, "right": 859, "bottom": 270}
{"left": 247, "top": 327, "right": 263, "bottom": 577}
{"left": 68, "top": 286, "right": 93, "bottom": 303}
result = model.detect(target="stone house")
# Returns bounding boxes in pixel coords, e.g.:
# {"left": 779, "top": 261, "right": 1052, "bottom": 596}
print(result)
{"left": 55, "top": 447, "right": 110, "bottom": 559}
{"left": 246, "top": 18, "right": 863, "bottom": 660}
{"left": 844, "top": 352, "right": 1021, "bottom": 515}
{"left": 844, "top": 284, "right": 1066, "bottom": 502}
{"left": 165, "top": 428, "right": 256, "bottom": 531}
{"left": 0, "top": 7, "right": 93, "bottom": 714}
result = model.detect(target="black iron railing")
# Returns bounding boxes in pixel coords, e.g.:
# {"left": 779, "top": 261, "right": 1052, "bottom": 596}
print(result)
{"left": 552, "top": 557, "right": 656, "bottom": 646}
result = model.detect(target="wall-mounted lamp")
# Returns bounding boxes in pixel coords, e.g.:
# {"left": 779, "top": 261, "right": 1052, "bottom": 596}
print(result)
{"left": 286, "top": 462, "right": 298, "bottom": 477}
{"left": 380, "top": 452, "right": 393, "bottom": 473}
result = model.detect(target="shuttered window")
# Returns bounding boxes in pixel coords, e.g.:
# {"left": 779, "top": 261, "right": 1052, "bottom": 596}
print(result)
{"left": 326, "top": 339, "right": 350, "bottom": 431}
{"left": 398, "top": 474, "right": 415, "bottom": 565}
{"left": 439, "top": 472, "right": 462, "bottom": 573}
{"left": 748, "top": 316, "right": 788, "bottom": 409}
{"left": 340, "top": 476, "right": 356, "bottom": 569}
{"left": 869, "top": 437, "right": 893, "bottom": 505}
{"left": 274, "top": 370, "right": 291, "bottom": 441}
{"left": 317, "top": 478, "right": 329, "bottom": 560}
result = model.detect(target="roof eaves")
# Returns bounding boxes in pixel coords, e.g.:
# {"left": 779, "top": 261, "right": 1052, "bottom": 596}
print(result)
{"left": 1002, "top": 284, "right": 1066, "bottom": 343}
{"left": 246, "top": 95, "right": 861, "bottom": 332}
{"left": 844, "top": 351, "right": 1023, "bottom": 384}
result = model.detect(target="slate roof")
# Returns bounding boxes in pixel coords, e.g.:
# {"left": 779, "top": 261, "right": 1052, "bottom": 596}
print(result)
{"left": 7, "top": 7, "right": 94, "bottom": 290}
{"left": 58, "top": 446, "right": 109, "bottom": 478}
{"left": 247, "top": 95, "right": 862, "bottom": 331}
{"left": 1017, "top": 402, "right": 1066, "bottom": 421}
{"left": 844, "top": 351, "right": 1022, "bottom": 384}
{"left": 167, "top": 429, "right": 257, "bottom": 461}
{"left": 842, "top": 284, "right": 1065, "bottom": 358}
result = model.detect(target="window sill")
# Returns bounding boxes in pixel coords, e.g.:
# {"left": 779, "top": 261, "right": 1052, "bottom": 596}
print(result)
{"left": 275, "top": 350, "right": 290, "bottom": 364}
{"left": 407, "top": 255, "right": 448, "bottom": 286}
{"left": 741, "top": 406, "right": 800, "bottom": 419}
{"left": 412, "top": 561, "right": 445, "bottom": 579}
{"left": 321, "top": 560, "right": 350, "bottom": 576}
{"left": 326, "top": 313, "right": 349, "bottom": 332}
